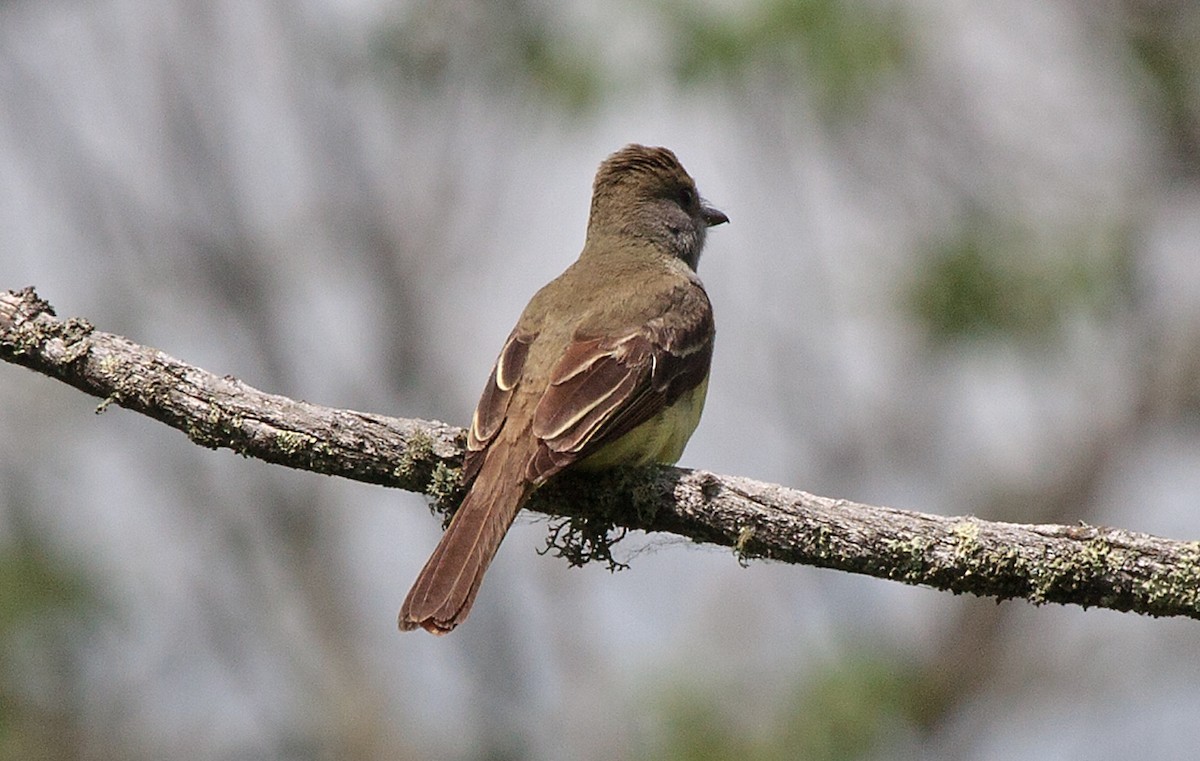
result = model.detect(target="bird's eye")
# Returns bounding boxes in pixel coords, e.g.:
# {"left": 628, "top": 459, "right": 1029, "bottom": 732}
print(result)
{"left": 678, "top": 186, "right": 696, "bottom": 208}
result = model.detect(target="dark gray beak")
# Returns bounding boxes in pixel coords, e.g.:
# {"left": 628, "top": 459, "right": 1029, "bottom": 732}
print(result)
{"left": 702, "top": 205, "right": 729, "bottom": 227}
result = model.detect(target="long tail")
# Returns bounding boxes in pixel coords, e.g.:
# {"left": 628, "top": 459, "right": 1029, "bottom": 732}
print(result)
{"left": 399, "top": 448, "right": 532, "bottom": 634}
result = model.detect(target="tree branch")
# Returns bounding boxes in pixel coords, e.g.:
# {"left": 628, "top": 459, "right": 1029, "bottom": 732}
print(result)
{"left": 4, "top": 286, "right": 1199, "bottom": 621}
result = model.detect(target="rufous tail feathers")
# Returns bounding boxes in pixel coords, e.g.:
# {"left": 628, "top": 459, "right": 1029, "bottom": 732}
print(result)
{"left": 399, "top": 449, "right": 532, "bottom": 634}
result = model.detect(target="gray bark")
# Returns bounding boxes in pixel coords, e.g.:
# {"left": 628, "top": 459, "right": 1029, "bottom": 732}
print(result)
{"left": 4, "top": 286, "right": 1199, "bottom": 622}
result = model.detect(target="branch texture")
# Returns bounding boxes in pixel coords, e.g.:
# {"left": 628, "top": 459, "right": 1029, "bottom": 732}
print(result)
{"left": 4, "top": 286, "right": 1199, "bottom": 621}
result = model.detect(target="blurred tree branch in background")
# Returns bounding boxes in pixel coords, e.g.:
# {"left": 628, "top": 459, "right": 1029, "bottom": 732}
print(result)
{"left": 5, "top": 285, "right": 1200, "bottom": 624}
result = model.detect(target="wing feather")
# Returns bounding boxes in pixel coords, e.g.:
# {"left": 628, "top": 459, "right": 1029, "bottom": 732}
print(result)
{"left": 464, "top": 330, "right": 534, "bottom": 482}
{"left": 528, "top": 288, "right": 714, "bottom": 483}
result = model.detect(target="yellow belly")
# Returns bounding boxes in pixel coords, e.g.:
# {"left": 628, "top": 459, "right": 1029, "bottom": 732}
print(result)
{"left": 575, "top": 377, "right": 709, "bottom": 470}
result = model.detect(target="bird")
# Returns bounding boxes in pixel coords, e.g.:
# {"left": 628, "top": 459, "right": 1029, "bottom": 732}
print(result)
{"left": 399, "top": 144, "right": 727, "bottom": 634}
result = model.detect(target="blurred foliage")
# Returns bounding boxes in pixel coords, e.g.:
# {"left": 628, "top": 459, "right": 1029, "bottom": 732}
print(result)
{"left": 651, "top": 649, "right": 934, "bottom": 761}
{"left": 0, "top": 535, "right": 93, "bottom": 761}
{"left": 774, "top": 654, "right": 928, "bottom": 760}
{"left": 375, "top": 0, "right": 907, "bottom": 117}
{"left": 662, "top": 0, "right": 909, "bottom": 117}
{"left": 373, "top": 0, "right": 606, "bottom": 112}
{"left": 654, "top": 694, "right": 744, "bottom": 761}
{"left": 910, "top": 223, "right": 1133, "bottom": 342}
{"left": 1123, "top": 1, "right": 1200, "bottom": 173}
{"left": 515, "top": 24, "right": 606, "bottom": 113}
{"left": 0, "top": 540, "right": 89, "bottom": 634}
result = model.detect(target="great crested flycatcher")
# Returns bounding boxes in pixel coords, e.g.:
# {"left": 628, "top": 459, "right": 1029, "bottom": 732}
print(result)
{"left": 400, "top": 144, "right": 727, "bottom": 634}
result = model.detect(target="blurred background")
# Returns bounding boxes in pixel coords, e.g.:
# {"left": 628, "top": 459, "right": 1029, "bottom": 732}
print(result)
{"left": 3, "top": 0, "right": 1200, "bottom": 758}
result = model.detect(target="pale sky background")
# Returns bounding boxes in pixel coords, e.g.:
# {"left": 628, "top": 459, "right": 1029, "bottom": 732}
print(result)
{"left": 3, "top": 1, "right": 1200, "bottom": 759}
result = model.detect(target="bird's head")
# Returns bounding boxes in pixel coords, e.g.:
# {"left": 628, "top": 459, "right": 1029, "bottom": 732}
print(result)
{"left": 587, "top": 144, "right": 728, "bottom": 270}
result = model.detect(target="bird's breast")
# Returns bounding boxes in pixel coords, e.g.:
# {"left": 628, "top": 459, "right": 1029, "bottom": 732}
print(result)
{"left": 574, "top": 376, "right": 709, "bottom": 471}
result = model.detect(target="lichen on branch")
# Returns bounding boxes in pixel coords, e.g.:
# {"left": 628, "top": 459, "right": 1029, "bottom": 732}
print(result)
{"left": 4, "top": 286, "right": 1200, "bottom": 622}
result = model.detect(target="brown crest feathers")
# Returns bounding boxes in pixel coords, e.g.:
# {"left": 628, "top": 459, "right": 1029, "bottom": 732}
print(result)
{"left": 592, "top": 144, "right": 688, "bottom": 194}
